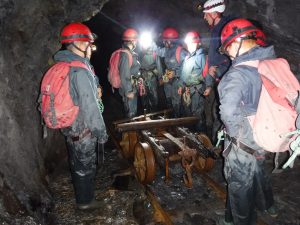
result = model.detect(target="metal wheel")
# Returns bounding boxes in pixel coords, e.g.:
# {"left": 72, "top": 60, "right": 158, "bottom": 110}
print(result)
{"left": 133, "top": 142, "right": 156, "bottom": 185}
{"left": 195, "top": 133, "right": 215, "bottom": 172}
{"left": 119, "top": 131, "right": 138, "bottom": 159}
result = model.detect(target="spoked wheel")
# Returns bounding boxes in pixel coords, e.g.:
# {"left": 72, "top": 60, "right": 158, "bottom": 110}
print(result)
{"left": 119, "top": 131, "right": 138, "bottom": 159}
{"left": 133, "top": 142, "right": 156, "bottom": 185}
{"left": 195, "top": 133, "right": 215, "bottom": 172}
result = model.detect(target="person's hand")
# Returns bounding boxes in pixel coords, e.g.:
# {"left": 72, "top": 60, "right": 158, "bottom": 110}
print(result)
{"left": 208, "top": 66, "right": 217, "bottom": 78}
{"left": 167, "top": 70, "right": 175, "bottom": 79}
{"left": 178, "top": 87, "right": 183, "bottom": 95}
{"left": 126, "top": 92, "right": 134, "bottom": 99}
{"left": 203, "top": 86, "right": 212, "bottom": 96}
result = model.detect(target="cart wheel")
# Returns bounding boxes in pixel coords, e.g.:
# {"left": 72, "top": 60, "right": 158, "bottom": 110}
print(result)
{"left": 195, "top": 133, "right": 215, "bottom": 172}
{"left": 119, "top": 131, "right": 138, "bottom": 159}
{"left": 133, "top": 142, "right": 156, "bottom": 185}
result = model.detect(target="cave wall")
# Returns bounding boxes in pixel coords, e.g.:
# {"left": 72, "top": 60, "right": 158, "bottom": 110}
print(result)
{"left": 0, "top": 0, "right": 107, "bottom": 221}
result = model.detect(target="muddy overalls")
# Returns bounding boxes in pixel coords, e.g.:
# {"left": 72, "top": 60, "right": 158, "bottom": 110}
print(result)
{"left": 180, "top": 48, "right": 213, "bottom": 132}
{"left": 163, "top": 44, "right": 189, "bottom": 117}
{"left": 139, "top": 49, "right": 163, "bottom": 112}
{"left": 118, "top": 47, "right": 141, "bottom": 118}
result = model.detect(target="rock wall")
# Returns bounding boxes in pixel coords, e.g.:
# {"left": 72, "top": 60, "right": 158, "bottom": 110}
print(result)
{"left": 0, "top": 0, "right": 299, "bottom": 223}
{"left": 0, "top": 0, "right": 107, "bottom": 223}
{"left": 226, "top": 0, "right": 300, "bottom": 77}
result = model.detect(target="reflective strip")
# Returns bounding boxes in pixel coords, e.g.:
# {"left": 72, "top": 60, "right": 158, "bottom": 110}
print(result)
{"left": 222, "top": 26, "right": 257, "bottom": 49}
{"left": 60, "top": 34, "right": 92, "bottom": 41}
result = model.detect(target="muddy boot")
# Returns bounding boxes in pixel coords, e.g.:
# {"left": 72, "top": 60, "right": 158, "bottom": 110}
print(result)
{"left": 77, "top": 199, "right": 103, "bottom": 210}
{"left": 265, "top": 205, "right": 278, "bottom": 218}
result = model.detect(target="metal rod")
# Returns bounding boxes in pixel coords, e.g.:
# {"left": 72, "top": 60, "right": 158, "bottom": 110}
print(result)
{"left": 113, "top": 109, "right": 172, "bottom": 126}
{"left": 116, "top": 116, "right": 199, "bottom": 132}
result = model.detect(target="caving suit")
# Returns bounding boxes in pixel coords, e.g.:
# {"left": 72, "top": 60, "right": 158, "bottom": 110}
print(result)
{"left": 208, "top": 15, "right": 234, "bottom": 143}
{"left": 118, "top": 45, "right": 141, "bottom": 118}
{"left": 54, "top": 50, "right": 108, "bottom": 205}
{"left": 180, "top": 48, "right": 214, "bottom": 132}
{"left": 218, "top": 46, "right": 275, "bottom": 225}
{"left": 157, "top": 43, "right": 189, "bottom": 117}
{"left": 139, "top": 48, "right": 163, "bottom": 112}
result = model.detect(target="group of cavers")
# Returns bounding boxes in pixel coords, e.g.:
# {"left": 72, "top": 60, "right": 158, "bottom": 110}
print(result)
{"left": 39, "top": 0, "right": 300, "bottom": 224}
{"left": 109, "top": 27, "right": 212, "bottom": 133}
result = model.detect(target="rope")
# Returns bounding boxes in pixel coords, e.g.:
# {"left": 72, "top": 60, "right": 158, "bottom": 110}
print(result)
{"left": 183, "top": 88, "right": 191, "bottom": 106}
{"left": 97, "top": 99, "right": 104, "bottom": 113}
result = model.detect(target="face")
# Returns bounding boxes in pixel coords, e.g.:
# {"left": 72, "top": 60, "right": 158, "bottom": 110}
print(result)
{"left": 225, "top": 41, "right": 239, "bottom": 60}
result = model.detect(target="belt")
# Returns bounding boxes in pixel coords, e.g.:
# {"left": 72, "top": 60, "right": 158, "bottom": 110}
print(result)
{"left": 225, "top": 133, "right": 256, "bottom": 155}
{"left": 71, "top": 129, "right": 92, "bottom": 142}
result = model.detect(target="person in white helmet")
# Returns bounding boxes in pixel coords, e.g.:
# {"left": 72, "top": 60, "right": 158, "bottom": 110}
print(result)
{"left": 202, "top": 0, "right": 232, "bottom": 79}
{"left": 201, "top": 0, "right": 235, "bottom": 143}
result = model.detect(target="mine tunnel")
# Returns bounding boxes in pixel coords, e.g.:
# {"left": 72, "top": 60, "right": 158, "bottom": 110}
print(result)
{"left": 1, "top": 0, "right": 300, "bottom": 224}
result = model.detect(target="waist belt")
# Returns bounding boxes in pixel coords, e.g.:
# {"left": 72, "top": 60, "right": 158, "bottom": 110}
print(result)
{"left": 225, "top": 133, "right": 256, "bottom": 156}
{"left": 71, "top": 129, "right": 92, "bottom": 142}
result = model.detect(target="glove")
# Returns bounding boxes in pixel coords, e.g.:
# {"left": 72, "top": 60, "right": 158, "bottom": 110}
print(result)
{"left": 98, "top": 133, "right": 108, "bottom": 144}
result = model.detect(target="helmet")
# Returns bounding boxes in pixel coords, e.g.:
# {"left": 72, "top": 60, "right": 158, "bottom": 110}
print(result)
{"left": 122, "top": 28, "right": 138, "bottom": 41}
{"left": 60, "top": 22, "right": 94, "bottom": 44}
{"left": 203, "top": 0, "right": 226, "bottom": 13}
{"left": 255, "top": 29, "right": 267, "bottom": 46}
{"left": 162, "top": 28, "right": 179, "bottom": 40}
{"left": 220, "top": 18, "right": 257, "bottom": 50}
{"left": 185, "top": 31, "right": 201, "bottom": 44}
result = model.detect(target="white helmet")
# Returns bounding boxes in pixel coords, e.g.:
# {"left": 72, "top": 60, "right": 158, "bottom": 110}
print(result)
{"left": 203, "top": 0, "right": 226, "bottom": 13}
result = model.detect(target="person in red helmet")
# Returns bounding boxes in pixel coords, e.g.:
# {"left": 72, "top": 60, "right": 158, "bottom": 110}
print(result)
{"left": 118, "top": 28, "right": 141, "bottom": 118}
{"left": 54, "top": 22, "right": 107, "bottom": 210}
{"left": 154, "top": 27, "right": 189, "bottom": 117}
{"left": 217, "top": 18, "right": 277, "bottom": 225}
{"left": 180, "top": 31, "right": 213, "bottom": 132}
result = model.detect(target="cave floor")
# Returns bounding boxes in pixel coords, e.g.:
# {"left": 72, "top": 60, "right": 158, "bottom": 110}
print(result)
{"left": 49, "top": 139, "right": 300, "bottom": 225}
{"left": 49, "top": 94, "right": 300, "bottom": 225}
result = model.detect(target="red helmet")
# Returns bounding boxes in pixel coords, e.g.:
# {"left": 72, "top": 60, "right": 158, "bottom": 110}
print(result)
{"left": 220, "top": 18, "right": 257, "bottom": 50}
{"left": 60, "top": 22, "right": 94, "bottom": 44}
{"left": 185, "top": 31, "right": 201, "bottom": 44}
{"left": 122, "top": 28, "right": 138, "bottom": 41}
{"left": 255, "top": 29, "right": 267, "bottom": 46}
{"left": 162, "top": 28, "right": 179, "bottom": 40}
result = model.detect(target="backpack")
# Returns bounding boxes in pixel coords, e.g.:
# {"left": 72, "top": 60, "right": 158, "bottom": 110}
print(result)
{"left": 237, "top": 58, "right": 300, "bottom": 152}
{"left": 108, "top": 48, "right": 133, "bottom": 89}
{"left": 40, "top": 61, "right": 89, "bottom": 129}
{"left": 175, "top": 46, "right": 183, "bottom": 64}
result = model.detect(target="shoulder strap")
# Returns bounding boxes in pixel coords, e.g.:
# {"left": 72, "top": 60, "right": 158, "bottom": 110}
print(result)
{"left": 175, "top": 46, "right": 182, "bottom": 64}
{"left": 153, "top": 51, "right": 157, "bottom": 61}
{"left": 120, "top": 49, "right": 133, "bottom": 67}
{"left": 202, "top": 55, "right": 209, "bottom": 78}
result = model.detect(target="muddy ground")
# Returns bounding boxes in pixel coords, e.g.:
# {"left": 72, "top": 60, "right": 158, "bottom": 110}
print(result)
{"left": 48, "top": 139, "right": 300, "bottom": 225}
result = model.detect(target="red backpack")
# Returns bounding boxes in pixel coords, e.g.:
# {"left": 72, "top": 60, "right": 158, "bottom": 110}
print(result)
{"left": 108, "top": 49, "right": 133, "bottom": 89}
{"left": 40, "top": 61, "right": 89, "bottom": 129}
{"left": 236, "top": 58, "right": 300, "bottom": 152}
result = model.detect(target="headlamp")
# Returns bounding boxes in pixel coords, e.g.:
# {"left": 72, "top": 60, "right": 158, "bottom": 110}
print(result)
{"left": 139, "top": 31, "right": 153, "bottom": 49}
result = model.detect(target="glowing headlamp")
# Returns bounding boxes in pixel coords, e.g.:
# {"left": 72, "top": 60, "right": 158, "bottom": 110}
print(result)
{"left": 139, "top": 31, "right": 153, "bottom": 49}
{"left": 184, "top": 36, "right": 193, "bottom": 45}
